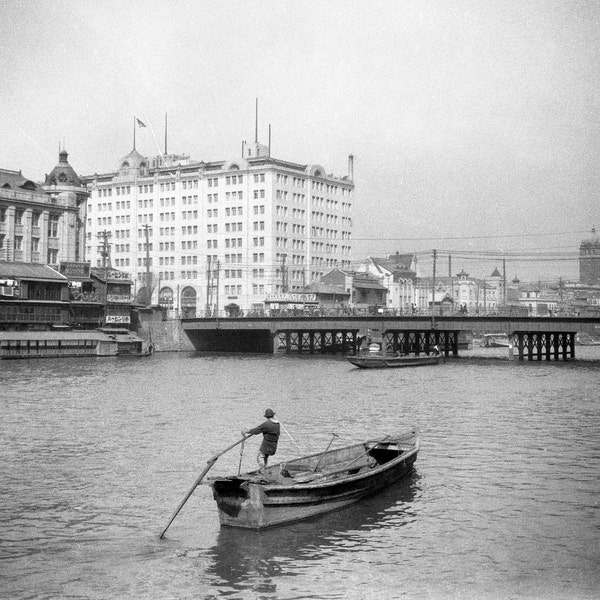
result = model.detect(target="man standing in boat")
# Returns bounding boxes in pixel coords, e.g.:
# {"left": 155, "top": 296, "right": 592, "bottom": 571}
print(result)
{"left": 242, "top": 409, "right": 281, "bottom": 472}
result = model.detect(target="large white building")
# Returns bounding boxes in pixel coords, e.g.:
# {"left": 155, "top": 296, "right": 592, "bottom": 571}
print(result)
{"left": 82, "top": 140, "right": 354, "bottom": 316}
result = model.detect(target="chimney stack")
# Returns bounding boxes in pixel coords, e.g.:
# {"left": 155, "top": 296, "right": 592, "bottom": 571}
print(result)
{"left": 348, "top": 154, "right": 354, "bottom": 181}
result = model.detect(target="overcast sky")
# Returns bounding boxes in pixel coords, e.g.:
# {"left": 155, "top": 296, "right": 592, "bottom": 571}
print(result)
{"left": 1, "top": 0, "right": 598, "bottom": 282}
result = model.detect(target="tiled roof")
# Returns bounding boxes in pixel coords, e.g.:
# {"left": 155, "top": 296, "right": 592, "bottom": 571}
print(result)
{"left": 0, "top": 169, "right": 45, "bottom": 193}
{"left": 0, "top": 261, "right": 67, "bottom": 281}
{"left": 372, "top": 254, "right": 415, "bottom": 272}
{"left": 304, "top": 283, "right": 350, "bottom": 295}
{"left": 353, "top": 279, "right": 387, "bottom": 290}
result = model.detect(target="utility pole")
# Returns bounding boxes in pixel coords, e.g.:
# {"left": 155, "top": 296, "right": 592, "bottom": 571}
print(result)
{"left": 142, "top": 224, "right": 152, "bottom": 305}
{"left": 281, "top": 253, "right": 288, "bottom": 293}
{"left": 483, "top": 278, "right": 487, "bottom": 313}
{"left": 431, "top": 249, "right": 437, "bottom": 317}
{"left": 449, "top": 254, "right": 454, "bottom": 310}
{"left": 214, "top": 260, "right": 220, "bottom": 317}
{"left": 502, "top": 258, "right": 507, "bottom": 306}
{"left": 206, "top": 256, "right": 213, "bottom": 316}
{"left": 205, "top": 258, "right": 221, "bottom": 316}
{"left": 97, "top": 230, "right": 112, "bottom": 306}
{"left": 97, "top": 230, "right": 112, "bottom": 269}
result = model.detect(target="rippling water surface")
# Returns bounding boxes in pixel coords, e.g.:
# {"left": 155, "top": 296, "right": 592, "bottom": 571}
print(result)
{"left": 1, "top": 347, "right": 599, "bottom": 599}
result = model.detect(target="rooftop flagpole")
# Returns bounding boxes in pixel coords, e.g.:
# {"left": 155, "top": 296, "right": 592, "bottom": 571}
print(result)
{"left": 255, "top": 98, "right": 258, "bottom": 143}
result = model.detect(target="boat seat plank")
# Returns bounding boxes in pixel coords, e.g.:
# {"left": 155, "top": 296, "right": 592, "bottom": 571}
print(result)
{"left": 286, "top": 454, "right": 377, "bottom": 483}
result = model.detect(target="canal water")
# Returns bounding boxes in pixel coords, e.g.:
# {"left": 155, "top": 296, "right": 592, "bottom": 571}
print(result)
{"left": 1, "top": 347, "right": 599, "bottom": 599}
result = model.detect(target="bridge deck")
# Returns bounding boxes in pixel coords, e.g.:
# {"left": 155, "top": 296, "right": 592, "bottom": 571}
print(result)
{"left": 182, "top": 315, "right": 599, "bottom": 334}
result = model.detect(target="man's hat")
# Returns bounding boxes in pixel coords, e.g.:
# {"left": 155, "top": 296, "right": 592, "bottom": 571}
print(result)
{"left": 264, "top": 408, "right": 275, "bottom": 418}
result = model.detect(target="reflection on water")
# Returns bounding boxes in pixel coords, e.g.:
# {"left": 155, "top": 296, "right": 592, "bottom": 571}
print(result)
{"left": 206, "top": 475, "right": 420, "bottom": 587}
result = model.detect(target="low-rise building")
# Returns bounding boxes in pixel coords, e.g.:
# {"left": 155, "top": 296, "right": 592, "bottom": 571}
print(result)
{"left": 0, "top": 260, "right": 70, "bottom": 330}
{"left": 356, "top": 253, "right": 417, "bottom": 312}
{"left": 321, "top": 268, "right": 387, "bottom": 311}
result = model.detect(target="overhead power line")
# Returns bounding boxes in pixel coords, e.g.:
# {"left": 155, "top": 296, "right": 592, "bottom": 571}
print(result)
{"left": 351, "top": 229, "right": 589, "bottom": 242}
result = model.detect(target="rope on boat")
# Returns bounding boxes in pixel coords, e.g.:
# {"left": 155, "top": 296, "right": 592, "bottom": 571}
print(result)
{"left": 279, "top": 420, "right": 305, "bottom": 455}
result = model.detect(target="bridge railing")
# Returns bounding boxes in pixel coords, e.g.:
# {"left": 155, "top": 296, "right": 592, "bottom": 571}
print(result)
{"left": 176, "top": 306, "right": 581, "bottom": 320}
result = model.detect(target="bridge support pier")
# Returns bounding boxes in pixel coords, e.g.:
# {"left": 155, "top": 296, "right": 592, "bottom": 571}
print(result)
{"left": 513, "top": 331, "right": 575, "bottom": 361}
{"left": 384, "top": 331, "right": 459, "bottom": 357}
{"left": 277, "top": 330, "right": 357, "bottom": 354}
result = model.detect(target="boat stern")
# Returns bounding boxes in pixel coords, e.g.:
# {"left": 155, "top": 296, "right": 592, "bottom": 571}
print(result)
{"left": 210, "top": 477, "right": 269, "bottom": 528}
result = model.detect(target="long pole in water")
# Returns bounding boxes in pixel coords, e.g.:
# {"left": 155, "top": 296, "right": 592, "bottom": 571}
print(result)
{"left": 159, "top": 435, "right": 249, "bottom": 539}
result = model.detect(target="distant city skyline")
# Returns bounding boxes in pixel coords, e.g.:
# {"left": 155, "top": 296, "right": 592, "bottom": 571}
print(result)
{"left": 1, "top": 1, "right": 598, "bottom": 283}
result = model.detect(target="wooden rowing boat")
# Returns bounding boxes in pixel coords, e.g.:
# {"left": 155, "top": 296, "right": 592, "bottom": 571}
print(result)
{"left": 208, "top": 429, "right": 419, "bottom": 529}
{"left": 346, "top": 351, "right": 440, "bottom": 369}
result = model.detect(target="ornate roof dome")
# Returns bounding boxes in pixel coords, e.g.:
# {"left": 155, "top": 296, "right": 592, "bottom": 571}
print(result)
{"left": 118, "top": 149, "right": 148, "bottom": 177}
{"left": 119, "top": 149, "right": 146, "bottom": 169}
{"left": 580, "top": 227, "right": 600, "bottom": 248}
{"left": 45, "top": 149, "right": 82, "bottom": 187}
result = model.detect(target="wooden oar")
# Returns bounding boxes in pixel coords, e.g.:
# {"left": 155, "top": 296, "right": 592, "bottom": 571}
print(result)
{"left": 159, "top": 435, "right": 249, "bottom": 539}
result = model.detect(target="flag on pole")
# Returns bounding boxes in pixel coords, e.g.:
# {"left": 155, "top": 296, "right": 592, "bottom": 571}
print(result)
{"left": 136, "top": 117, "right": 146, "bottom": 127}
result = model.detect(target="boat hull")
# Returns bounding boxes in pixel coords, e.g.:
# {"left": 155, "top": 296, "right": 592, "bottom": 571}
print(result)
{"left": 210, "top": 433, "right": 418, "bottom": 529}
{"left": 481, "top": 334, "right": 511, "bottom": 348}
{"left": 346, "top": 355, "right": 439, "bottom": 369}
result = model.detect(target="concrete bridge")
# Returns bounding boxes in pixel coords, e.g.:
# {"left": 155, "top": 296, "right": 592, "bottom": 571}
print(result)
{"left": 181, "top": 315, "right": 600, "bottom": 361}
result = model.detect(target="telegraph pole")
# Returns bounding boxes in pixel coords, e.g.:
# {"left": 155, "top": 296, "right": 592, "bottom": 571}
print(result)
{"left": 142, "top": 224, "right": 152, "bottom": 305}
{"left": 97, "top": 230, "right": 112, "bottom": 269}
{"left": 431, "top": 249, "right": 437, "bottom": 317}
{"left": 502, "top": 258, "right": 507, "bottom": 306}
{"left": 97, "top": 230, "right": 112, "bottom": 309}
{"left": 206, "top": 256, "right": 213, "bottom": 316}
{"left": 449, "top": 254, "right": 454, "bottom": 308}
{"left": 281, "top": 254, "right": 288, "bottom": 293}
{"left": 214, "top": 260, "right": 220, "bottom": 317}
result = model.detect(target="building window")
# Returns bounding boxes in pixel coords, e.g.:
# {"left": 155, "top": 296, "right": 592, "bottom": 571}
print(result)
{"left": 49, "top": 216, "right": 59, "bottom": 238}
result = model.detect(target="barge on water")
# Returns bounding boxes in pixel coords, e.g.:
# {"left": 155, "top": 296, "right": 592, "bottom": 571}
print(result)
{"left": 0, "top": 328, "right": 152, "bottom": 359}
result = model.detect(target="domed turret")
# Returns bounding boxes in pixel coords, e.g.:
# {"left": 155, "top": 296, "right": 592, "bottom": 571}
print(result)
{"left": 580, "top": 226, "right": 600, "bottom": 249}
{"left": 45, "top": 148, "right": 82, "bottom": 187}
{"left": 118, "top": 149, "right": 148, "bottom": 178}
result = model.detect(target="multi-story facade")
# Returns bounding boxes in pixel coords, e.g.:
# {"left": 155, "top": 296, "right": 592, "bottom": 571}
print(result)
{"left": 82, "top": 141, "right": 354, "bottom": 315}
{"left": 417, "top": 268, "right": 505, "bottom": 314}
{"left": 0, "top": 150, "right": 87, "bottom": 266}
{"left": 579, "top": 227, "right": 600, "bottom": 285}
{"left": 357, "top": 254, "right": 417, "bottom": 311}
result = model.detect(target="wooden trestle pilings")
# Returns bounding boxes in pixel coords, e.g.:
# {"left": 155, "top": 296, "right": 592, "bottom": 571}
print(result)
{"left": 274, "top": 329, "right": 576, "bottom": 361}
{"left": 512, "top": 331, "right": 576, "bottom": 361}
{"left": 275, "top": 330, "right": 460, "bottom": 357}
{"left": 276, "top": 330, "right": 358, "bottom": 355}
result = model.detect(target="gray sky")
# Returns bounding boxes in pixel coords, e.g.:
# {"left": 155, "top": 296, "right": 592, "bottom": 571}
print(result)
{"left": 1, "top": 0, "right": 598, "bottom": 282}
